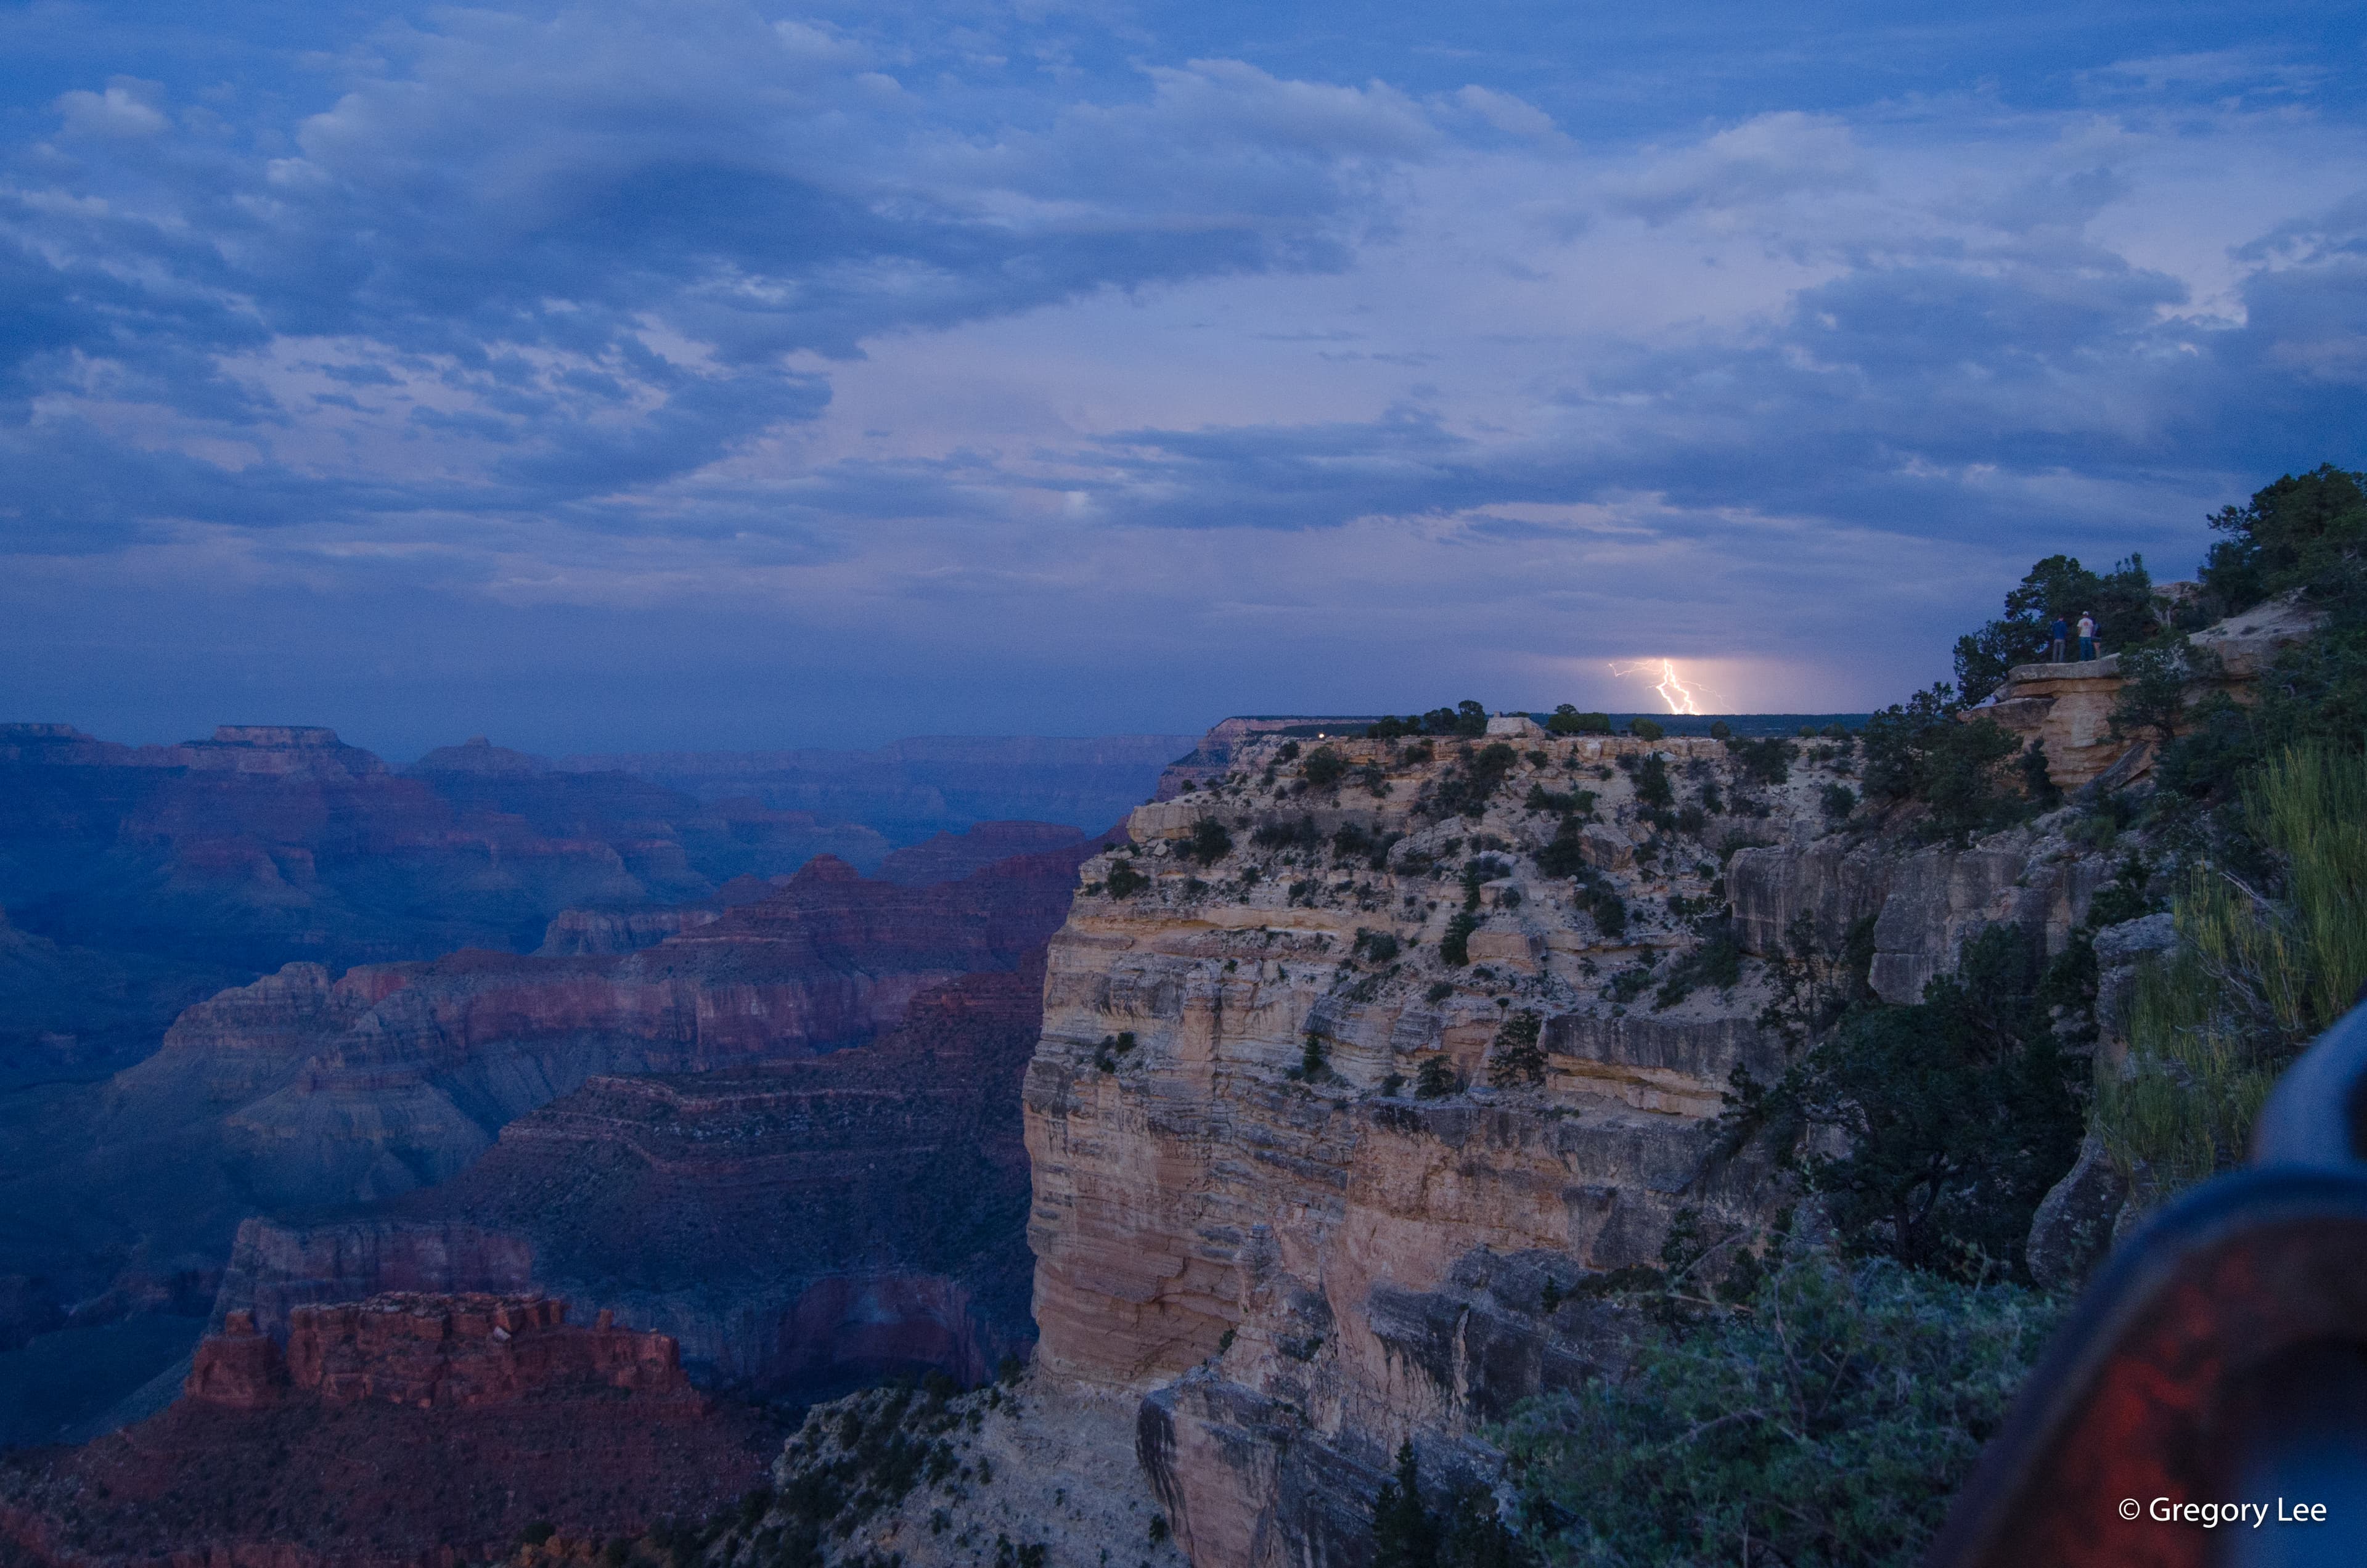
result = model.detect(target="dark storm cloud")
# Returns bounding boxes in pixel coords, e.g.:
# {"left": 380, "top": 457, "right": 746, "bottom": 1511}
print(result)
{"left": 0, "top": 0, "right": 2362, "bottom": 745}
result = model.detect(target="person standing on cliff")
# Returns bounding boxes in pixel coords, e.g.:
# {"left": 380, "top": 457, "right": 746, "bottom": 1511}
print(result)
{"left": 2077, "top": 611, "right": 2098, "bottom": 661}
{"left": 2048, "top": 615, "right": 2070, "bottom": 663}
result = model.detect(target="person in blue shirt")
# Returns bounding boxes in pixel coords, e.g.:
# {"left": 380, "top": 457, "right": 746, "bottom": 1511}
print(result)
{"left": 2048, "top": 616, "right": 2070, "bottom": 663}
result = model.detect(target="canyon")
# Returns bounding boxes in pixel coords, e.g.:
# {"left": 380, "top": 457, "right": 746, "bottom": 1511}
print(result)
{"left": 0, "top": 676, "right": 2206, "bottom": 1567}
{"left": 1, "top": 1294, "right": 779, "bottom": 1567}
{"left": 0, "top": 801, "right": 1114, "bottom": 1449}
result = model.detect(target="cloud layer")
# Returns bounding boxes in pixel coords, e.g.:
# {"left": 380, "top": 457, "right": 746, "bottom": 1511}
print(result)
{"left": 2, "top": 0, "right": 2363, "bottom": 752}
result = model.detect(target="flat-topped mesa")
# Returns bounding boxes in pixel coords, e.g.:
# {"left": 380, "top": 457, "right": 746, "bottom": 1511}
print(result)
{"left": 1976, "top": 591, "right": 2320, "bottom": 791}
{"left": 178, "top": 724, "right": 391, "bottom": 777}
{"left": 1020, "top": 722, "right": 2134, "bottom": 1564}
{"left": 185, "top": 1292, "right": 701, "bottom": 1413}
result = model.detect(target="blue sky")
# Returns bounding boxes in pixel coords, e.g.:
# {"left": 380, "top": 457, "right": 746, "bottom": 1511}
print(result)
{"left": 1, "top": 0, "right": 2362, "bottom": 755}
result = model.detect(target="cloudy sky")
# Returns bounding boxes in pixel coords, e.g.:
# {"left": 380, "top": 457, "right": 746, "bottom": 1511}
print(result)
{"left": 2, "top": 0, "right": 2362, "bottom": 755}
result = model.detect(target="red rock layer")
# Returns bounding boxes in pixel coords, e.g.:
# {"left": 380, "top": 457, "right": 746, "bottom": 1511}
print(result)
{"left": 186, "top": 1295, "right": 701, "bottom": 1413}
{"left": 1, "top": 1296, "right": 774, "bottom": 1568}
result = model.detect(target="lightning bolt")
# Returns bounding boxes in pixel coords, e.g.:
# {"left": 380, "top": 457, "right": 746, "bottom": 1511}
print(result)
{"left": 1609, "top": 659, "right": 1709, "bottom": 716}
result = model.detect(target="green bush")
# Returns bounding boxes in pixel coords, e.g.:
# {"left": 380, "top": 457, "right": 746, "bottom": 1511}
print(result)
{"left": 1546, "top": 705, "right": 1611, "bottom": 735}
{"left": 1859, "top": 685, "right": 2024, "bottom": 844}
{"left": 1728, "top": 925, "right": 2083, "bottom": 1276}
{"left": 1441, "top": 912, "right": 1479, "bottom": 966}
{"left": 1820, "top": 782, "right": 1857, "bottom": 820}
{"left": 1182, "top": 817, "right": 1233, "bottom": 864}
{"left": 1633, "top": 753, "right": 1674, "bottom": 808}
{"left": 1487, "top": 1010, "right": 1547, "bottom": 1088}
{"left": 1651, "top": 925, "right": 1743, "bottom": 1010}
{"left": 1431, "top": 743, "right": 1520, "bottom": 820}
{"left": 1370, "top": 1440, "right": 1530, "bottom": 1567}
{"left": 1627, "top": 716, "right": 1664, "bottom": 741}
{"left": 1729, "top": 737, "right": 1794, "bottom": 785}
{"left": 1500, "top": 1233, "right": 2059, "bottom": 1568}
{"left": 1415, "top": 1056, "right": 1460, "bottom": 1098}
{"left": 1304, "top": 745, "right": 1348, "bottom": 788}
{"left": 1104, "top": 862, "right": 1149, "bottom": 899}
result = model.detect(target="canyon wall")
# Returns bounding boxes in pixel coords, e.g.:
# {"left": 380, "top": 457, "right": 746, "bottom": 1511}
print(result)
{"left": 1, "top": 1293, "right": 772, "bottom": 1568}
{"left": 1019, "top": 725, "right": 2112, "bottom": 1565}
{"left": 213, "top": 961, "right": 1049, "bottom": 1399}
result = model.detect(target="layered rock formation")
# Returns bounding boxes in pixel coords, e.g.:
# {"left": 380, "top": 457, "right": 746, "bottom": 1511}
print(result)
{"left": 0, "top": 843, "right": 1098, "bottom": 1442}
{"left": 1, "top": 1294, "right": 773, "bottom": 1568}
{"left": 217, "top": 960, "right": 1049, "bottom": 1400}
{"left": 184, "top": 1295, "right": 701, "bottom": 1411}
{"left": 1016, "top": 724, "right": 2114, "bottom": 1564}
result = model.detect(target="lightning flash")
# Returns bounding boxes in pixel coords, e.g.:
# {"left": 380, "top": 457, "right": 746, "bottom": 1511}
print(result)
{"left": 1609, "top": 659, "right": 1711, "bottom": 716}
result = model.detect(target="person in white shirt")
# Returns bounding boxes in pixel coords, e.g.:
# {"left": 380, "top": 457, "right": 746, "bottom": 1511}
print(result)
{"left": 2077, "top": 612, "right": 2098, "bottom": 661}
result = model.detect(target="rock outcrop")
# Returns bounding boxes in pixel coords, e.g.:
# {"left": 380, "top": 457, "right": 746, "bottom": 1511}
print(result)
{"left": 185, "top": 1294, "right": 702, "bottom": 1411}
{"left": 1977, "top": 592, "right": 2321, "bottom": 791}
{"left": 1, "top": 1295, "right": 772, "bottom": 1568}
{"left": 1017, "top": 722, "right": 2116, "bottom": 1564}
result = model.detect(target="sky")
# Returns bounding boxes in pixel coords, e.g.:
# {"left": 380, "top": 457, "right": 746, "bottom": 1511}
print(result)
{"left": 1, "top": 0, "right": 2363, "bottom": 757}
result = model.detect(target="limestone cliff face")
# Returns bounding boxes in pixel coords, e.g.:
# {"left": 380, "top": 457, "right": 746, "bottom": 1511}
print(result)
{"left": 1019, "top": 728, "right": 2114, "bottom": 1565}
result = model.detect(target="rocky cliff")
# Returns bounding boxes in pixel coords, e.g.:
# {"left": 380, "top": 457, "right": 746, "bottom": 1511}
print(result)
{"left": 0, "top": 844, "right": 1097, "bottom": 1442}
{"left": 1, "top": 1294, "right": 773, "bottom": 1568}
{"left": 214, "top": 960, "right": 1048, "bottom": 1400}
{"left": 1013, "top": 725, "right": 2116, "bottom": 1566}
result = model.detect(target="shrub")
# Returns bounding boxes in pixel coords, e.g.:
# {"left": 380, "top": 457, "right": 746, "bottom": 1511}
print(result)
{"left": 1253, "top": 815, "right": 1322, "bottom": 852}
{"left": 1440, "top": 911, "right": 1479, "bottom": 966}
{"left": 1730, "top": 926, "right": 2083, "bottom": 1275}
{"left": 1501, "top": 1233, "right": 2059, "bottom": 1568}
{"left": 1523, "top": 783, "right": 1596, "bottom": 817}
{"left": 1182, "top": 817, "right": 1233, "bottom": 864}
{"left": 1487, "top": 1010, "right": 1546, "bottom": 1088}
{"left": 1104, "top": 862, "right": 1149, "bottom": 899}
{"left": 1627, "top": 716, "right": 1664, "bottom": 741}
{"left": 1429, "top": 743, "right": 1520, "bottom": 820}
{"left": 1298, "top": 1033, "right": 1330, "bottom": 1080}
{"left": 1545, "top": 704, "right": 1611, "bottom": 735}
{"left": 1652, "top": 925, "right": 1743, "bottom": 1010}
{"left": 1303, "top": 745, "right": 1347, "bottom": 788}
{"left": 1708, "top": 719, "right": 1732, "bottom": 740}
{"left": 1633, "top": 753, "right": 1674, "bottom": 808}
{"left": 1414, "top": 1057, "right": 1460, "bottom": 1098}
{"left": 1729, "top": 736, "right": 1794, "bottom": 785}
{"left": 1860, "top": 685, "right": 2022, "bottom": 844}
{"left": 1369, "top": 1440, "right": 1527, "bottom": 1567}
{"left": 1354, "top": 928, "right": 1401, "bottom": 963}
{"left": 1821, "top": 782, "right": 1857, "bottom": 820}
